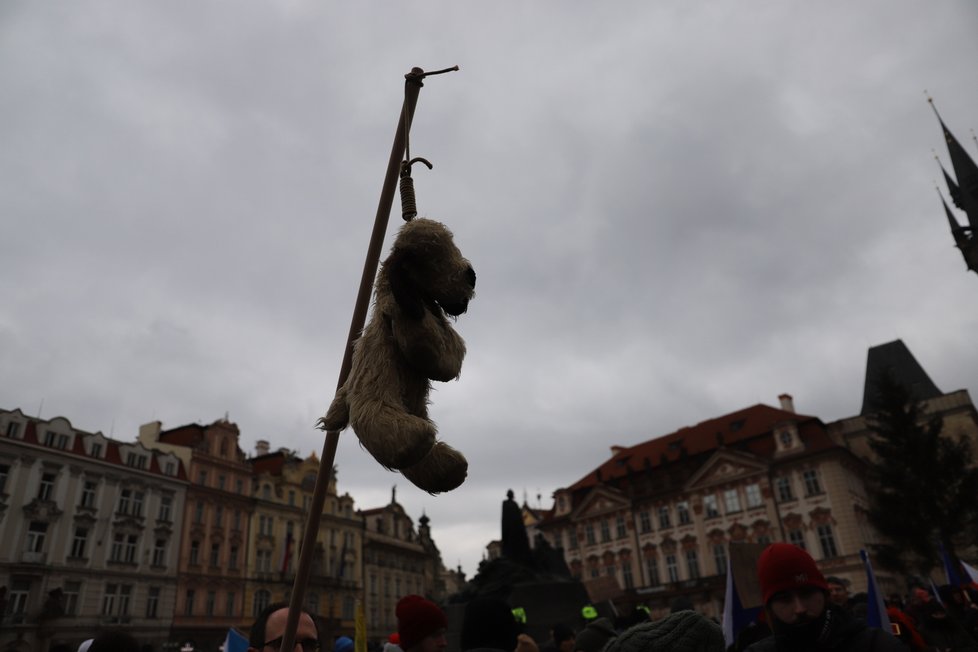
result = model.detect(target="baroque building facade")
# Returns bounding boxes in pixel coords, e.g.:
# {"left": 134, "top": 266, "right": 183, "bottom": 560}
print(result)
{"left": 0, "top": 409, "right": 188, "bottom": 652}
{"left": 361, "top": 489, "right": 450, "bottom": 642}
{"left": 536, "top": 340, "right": 978, "bottom": 620}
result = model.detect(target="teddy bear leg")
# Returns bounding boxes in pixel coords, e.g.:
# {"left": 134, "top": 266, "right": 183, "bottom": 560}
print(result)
{"left": 318, "top": 389, "right": 350, "bottom": 432}
{"left": 399, "top": 441, "right": 468, "bottom": 494}
{"left": 351, "top": 401, "right": 437, "bottom": 470}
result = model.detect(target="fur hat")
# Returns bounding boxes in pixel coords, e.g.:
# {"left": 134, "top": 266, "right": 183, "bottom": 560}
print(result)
{"left": 459, "top": 597, "right": 520, "bottom": 651}
{"left": 757, "top": 543, "right": 828, "bottom": 605}
{"left": 574, "top": 617, "right": 616, "bottom": 652}
{"left": 602, "top": 611, "right": 723, "bottom": 652}
{"left": 397, "top": 595, "right": 448, "bottom": 651}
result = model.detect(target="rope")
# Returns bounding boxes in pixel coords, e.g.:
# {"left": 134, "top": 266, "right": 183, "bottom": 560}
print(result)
{"left": 400, "top": 157, "right": 432, "bottom": 221}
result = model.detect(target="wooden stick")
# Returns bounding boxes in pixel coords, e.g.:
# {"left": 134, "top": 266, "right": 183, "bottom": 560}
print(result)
{"left": 278, "top": 67, "right": 427, "bottom": 652}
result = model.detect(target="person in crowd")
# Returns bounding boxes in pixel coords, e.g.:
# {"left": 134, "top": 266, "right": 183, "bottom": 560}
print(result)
{"left": 604, "top": 610, "right": 724, "bottom": 652}
{"left": 248, "top": 601, "right": 322, "bottom": 652}
{"left": 87, "top": 631, "right": 140, "bottom": 652}
{"left": 573, "top": 617, "right": 616, "bottom": 652}
{"left": 459, "top": 596, "right": 522, "bottom": 652}
{"left": 335, "top": 636, "right": 355, "bottom": 652}
{"left": 396, "top": 594, "right": 448, "bottom": 652}
{"left": 540, "top": 623, "right": 575, "bottom": 652}
{"left": 826, "top": 577, "right": 851, "bottom": 611}
{"left": 916, "top": 599, "right": 978, "bottom": 651}
{"left": 743, "top": 543, "right": 904, "bottom": 651}
{"left": 885, "top": 602, "right": 928, "bottom": 652}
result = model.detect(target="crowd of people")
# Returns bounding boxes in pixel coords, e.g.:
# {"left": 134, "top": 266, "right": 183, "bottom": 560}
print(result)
{"left": 75, "top": 543, "right": 978, "bottom": 652}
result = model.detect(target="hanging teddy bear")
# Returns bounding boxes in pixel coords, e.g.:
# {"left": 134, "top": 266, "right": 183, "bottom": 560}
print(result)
{"left": 319, "top": 218, "right": 475, "bottom": 494}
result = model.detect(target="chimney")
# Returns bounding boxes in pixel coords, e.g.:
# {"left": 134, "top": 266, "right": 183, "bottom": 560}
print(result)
{"left": 255, "top": 440, "right": 270, "bottom": 456}
{"left": 778, "top": 394, "right": 795, "bottom": 413}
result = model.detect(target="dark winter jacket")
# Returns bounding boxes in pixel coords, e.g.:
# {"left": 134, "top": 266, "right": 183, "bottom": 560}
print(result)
{"left": 744, "top": 605, "right": 906, "bottom": 652}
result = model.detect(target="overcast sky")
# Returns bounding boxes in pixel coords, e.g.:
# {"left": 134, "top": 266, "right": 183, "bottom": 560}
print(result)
{"left": 3, "top": 2, "right": 978, "bottom": 579}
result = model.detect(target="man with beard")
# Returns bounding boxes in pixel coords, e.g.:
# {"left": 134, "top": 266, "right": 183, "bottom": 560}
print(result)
{"left": 745, "top": 544, "right": 904, "bottom": 652}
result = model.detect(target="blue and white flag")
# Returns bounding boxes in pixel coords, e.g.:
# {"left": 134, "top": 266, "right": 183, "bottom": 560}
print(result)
{"left": 939, "top": 542, "right": 967, "bottom": 588}
{"left": 222, "top": 628, "right": 249, "bottom": 652}
{"left": 721, "top": 555, "right": 761, "bottom": 647}
{"left": 859, "top": 549, "right": 892, "bottom": 630}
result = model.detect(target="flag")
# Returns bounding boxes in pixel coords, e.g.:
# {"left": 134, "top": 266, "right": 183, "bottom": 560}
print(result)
{"left": 939, "top": 542, "right": 966, "bottom": 588}
{"left": 859, "top": 550, "right": 892, "bottom": 631}
{"left": 280, "top": 528, "right": 294, "bottom": 574}
{"left": 928, "top": 578, "right": 945, "bottom": 607}
{"left": 721, "top": 555, "right": 761, "bottom": 647}
{"left": 962, "top": 560, "right": 978, "bottom": 589}
{"left": 222, "top": 628, "right": 249, "bottom": 652}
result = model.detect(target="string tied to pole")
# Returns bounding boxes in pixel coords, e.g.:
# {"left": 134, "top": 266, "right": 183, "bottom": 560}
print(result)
{"left": 400, "top": 157, "right": 432, "bottom": 221}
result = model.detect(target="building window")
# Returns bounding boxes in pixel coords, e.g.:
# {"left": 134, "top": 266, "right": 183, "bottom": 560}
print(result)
{"left": 0, "top": 463, "right": 9, "bottom": 493}
{"left": 622, "top": 562, "right": 634, "bottom": 588}
{"left": 8, "top": 580, "right": 30, "bottom": 619}
{"left": 159, "top": 496, "right": 172, "bottom": 522}
{"left": 665, "top": 554, "right": 679, "bottom": 583}
{"left": 80, "top": 481, "right": 97, "bottom": 508}
{"left": 257, "top": 550, "right": 271, "bottom": 573}
{"left": 126, "top": 453, "right": 146, "bottom": 469}
{"left": 218, "top": 474, "right": 226, "bottom": 490}
{"left": 229, "top": 545, "right": 239, "bottom": 569}
{"left": 253, "top": 590, "right": 270, "bottom": 617}
{"left": 658, "top": 506, "right": 671, "bottom": 529}
{"left": 289, "top": 490, "right": 296, "bottom": 506}
{"left": 198, "top": 471, "right": 208, "bottom": 485}
{"left": 117, "top": 490, "right": 132, "bottom": 515}
{"left": 210, "top": 543, "right": 220, "bottom": 567}
{"left": 647, "top": 557, "right": 660, "bottom": 586}
{"left": 63, "top": 581, "right": 81, "bottom": 616}
{"left": 91, "top": 442, "right": 102, "bottom": 458}
{"left": 745, "top": 484, "right": 763, "bottom": 508}
{"left": 714, "top": 544, "right": 728, "bottom": 575}
{"left": 164, "top": 461, "right": 176, "bottom": 476}
{"left": 816, "top": 524, "right": 839, "bottom": 558}
{"left": 236, "top": 479, "right": 244, "bottom": 494}
{"left": 605, "top": 563, "right": 616, "bottom": 578}
{"left": 44, "top": 430, "right": 57, "bottom": 446}
{"left": 776, "top": 476, "right": 794, "bottom": 502}
{"left": 677, "top": 501, "right": 691, "bottom": 525}
{"left": 147, "top": 587, "right": 160, "bottom": 618}
{"left": 757, "top": 534, "right": 772, "bottom": 545}
{"left": 102, "top": 584, "right": 131, "bottom": 619}
{"left": 569, "top": 528, "right": 579, "bottom": 549}
{"left": 343, "top": 595, "right": 355, "bottom": 620}
{"left": 184, "top": 589, "right": 195, "bottom": 616}
{"left": 189, "top": 541, "right": 201, "bottom": 566}
{"left": 132, "top": 492, "right": 144, "bottom": 517}
{"left": 70, "top": 527, "right": 89, "bottom": 558}
{"left": 214, "top": 505, "right": 224, "bottom": 527}
{"left": 6, "top": 422, "right": 21, "bottom": 438}
{"left": 194, "top": 501, "right": 205, "bottom": 524}
{"left": 724, "top": 489, "right": 742, "bottom": 513}
{"left": 803, "top": 469, "right": 823, "bottom": 496}
{"left": 152, "top": 539, "right": 166, "bottom": 566}
{"left": 616, "top": 515, "right": 627, "bottom": 539}
{"left": 600, "top": 520, "right": 611, "bottom": 543}
{"left": 226, "top": 592, "right": 236, "bottom": 618}
{"left": 703, "top": 495, "right": 720, "bottom": 518}
{"left": 206, "top": 591, "right": 216, "bottom": 616}
{"left": 585, "top": 524, "right": 596, "bottom": 546}
{"left": 639, "top": 511, "right": 652, "bottom": 533}
{"left": 686, "top": 549, "right": 700, "bottom": 579}
{"left": 26, "top": 521, "right": 47, "bottom": 553}
{"left": 788, "top": 528, "right": 806, "bottom": 550}
{"left": 233, "top": 510, "right": 241, "bottom": 530}
{"left": 38, "top": 472, "right": 56, "bottom": 500}
{"left": 110, "top": 533, "right": 138, "bottom": 563}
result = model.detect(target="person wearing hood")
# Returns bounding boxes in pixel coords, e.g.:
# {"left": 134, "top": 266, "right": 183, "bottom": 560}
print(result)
{"left": 743, "top": 543, "right": 904, "bottom": 652}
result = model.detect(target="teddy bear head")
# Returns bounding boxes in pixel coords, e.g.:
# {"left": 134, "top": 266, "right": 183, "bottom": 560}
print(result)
{"left": 384, "top": 218, "right": 476, "bottom": 320}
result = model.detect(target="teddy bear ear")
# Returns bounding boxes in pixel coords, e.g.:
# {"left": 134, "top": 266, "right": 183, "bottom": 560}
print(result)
{"left": 386, "top": 250, "right": 425, "bottom": 320}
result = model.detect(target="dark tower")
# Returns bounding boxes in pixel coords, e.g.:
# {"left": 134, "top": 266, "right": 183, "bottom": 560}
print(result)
{"left": 931, "top": 98, "right": 978, "bottom": 274}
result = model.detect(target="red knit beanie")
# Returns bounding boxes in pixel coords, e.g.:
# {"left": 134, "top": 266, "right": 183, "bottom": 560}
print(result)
{"left": 756, "top": 543, "right": 828, "bottom": 604}
{"left": 397, "top": 595, "right": 447, "bottom": 651}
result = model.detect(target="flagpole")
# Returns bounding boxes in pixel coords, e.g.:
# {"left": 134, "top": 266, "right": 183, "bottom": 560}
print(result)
{"left": 278, "top": 66, "right": 434, "bottom": 652}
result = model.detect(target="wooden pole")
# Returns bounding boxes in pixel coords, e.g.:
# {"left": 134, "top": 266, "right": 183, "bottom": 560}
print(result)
{"left": 277, "top": 67, "right": 428, "bottom": 652}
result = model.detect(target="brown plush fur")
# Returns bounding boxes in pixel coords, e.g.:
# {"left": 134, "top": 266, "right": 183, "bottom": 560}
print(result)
{"left": 319, "top": 218, "right": 475, "bottom": 494}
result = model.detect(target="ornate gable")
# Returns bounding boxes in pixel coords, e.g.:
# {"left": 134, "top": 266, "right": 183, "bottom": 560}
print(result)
{"left": 684, "top": 449, "right": 769, "bottom": 492}
{"left": 570, "top": 485, "right": 629, "bottom": 521}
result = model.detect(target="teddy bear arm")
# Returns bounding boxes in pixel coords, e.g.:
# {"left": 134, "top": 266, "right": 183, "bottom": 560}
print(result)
{"left": 392, "top": 313, "right": 466, "bottom": 382}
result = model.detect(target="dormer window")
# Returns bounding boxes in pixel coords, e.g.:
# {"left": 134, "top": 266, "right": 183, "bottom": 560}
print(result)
{"left": 779, "top": 430, "right": 793, "bottom": 447}
{"left": 6, "top": 422, "right": 21, "bottom": 438}
{"left": 126, "top": 453, "right": 147, "bottom": 470}
{"left": 164, "top": 461, "right": 176, "bottom": 477}
{"left": 91, "top": 442, "right": 103, "bottom": 458}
